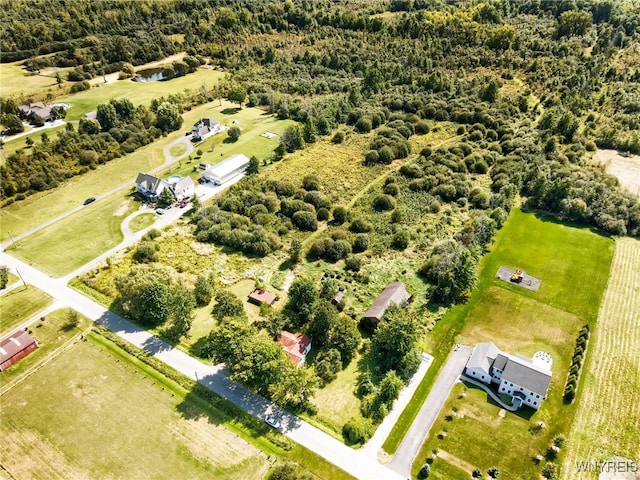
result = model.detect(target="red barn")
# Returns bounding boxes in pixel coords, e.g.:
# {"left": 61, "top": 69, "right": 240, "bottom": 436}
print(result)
{"left": 0, "top": 330, "right": 38, "bottom": 371}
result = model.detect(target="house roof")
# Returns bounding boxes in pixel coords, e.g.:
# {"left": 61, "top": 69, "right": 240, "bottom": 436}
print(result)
{"left": 204, "top": 154, "right": 250, "bottom": 180}
{"left": 277, "top": 331, "right": 311, "bottom": 367}
{"left": 0, "top": 331, "right": 38, "bottom": 364}
{"left": 493, "top": 353, "right": 509, "bottom": 371}
{"left": 332, "top": 290, "right": 344, "bottom": 304}
{"left": 501, "top": 355, "right": 552, "bottom": 397}
{"left": 364, "top": 281, "right": 411, "bottom": 321}
{"left": 173, "top": 176, "right": 194, "bottom": 192}
{"left": 135, "top": 173, "right": 165, "bottom": 193}
{"left": 19, "top": 102, "right": 53, "bottom": 119}
{"left": 467, "top": 342, "right": 500, "bottom": 374}
{"left": 248, "top": 289, "right": 277, "bottom": 306}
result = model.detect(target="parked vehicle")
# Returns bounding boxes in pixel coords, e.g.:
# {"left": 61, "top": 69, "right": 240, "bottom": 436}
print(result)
{"left": 83, "top": 197, "right": 96, "bottom": 205}
{"left": 155, "top": 208, "right": 165, "bottom": 215}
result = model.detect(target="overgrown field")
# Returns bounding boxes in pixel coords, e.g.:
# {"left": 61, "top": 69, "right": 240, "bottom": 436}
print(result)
{"left": 410, "top": 209, "right": 615, "bottom": 479}
{"left": 0, "top": 337, "right": 271, "bottom": 480}
{"left": 0, "top": 61, "right": 74, "bottom": 98}
{"left": 9, "top": 194, "right": 136, "bottom": 277}
{"left": 561, "top": 237, "right": 640, "bottom": 479}
{"left": 0, "top": 285, "right": 53, "bottom": 334}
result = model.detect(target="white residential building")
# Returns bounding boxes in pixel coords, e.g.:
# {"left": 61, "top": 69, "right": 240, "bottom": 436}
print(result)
{"left": 465, "top": 342, "right": 552, "bottom": 410}
{"left": 171, "top": 177, "right": 195, "bottom": 200}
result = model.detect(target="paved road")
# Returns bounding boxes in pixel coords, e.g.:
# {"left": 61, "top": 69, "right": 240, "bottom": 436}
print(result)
{"left": 388, "top": 345, "right": 473, "bottom": 477}
{"left": 1, "top": 135, "right": 193, "bottom": 250}
{"left": 0, "top": 252, "right": 403, "bottom": 480}
{"left": 361, "top": 353, "right": 433, "bottom": 460}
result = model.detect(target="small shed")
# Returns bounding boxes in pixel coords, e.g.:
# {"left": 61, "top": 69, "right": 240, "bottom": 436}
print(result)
{"left": 0, "top": 330, "right": 39, "bottom": 371}
{"left": 248, "top": 289, "right": 277, "bottom": 306}
{"left": 331, "top": 290, "right": 344, "bottom": 306}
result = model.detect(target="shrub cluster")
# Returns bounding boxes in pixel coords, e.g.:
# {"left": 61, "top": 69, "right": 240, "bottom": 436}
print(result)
{"left": 563, "top": 325, "right": 590, "bottom": 402}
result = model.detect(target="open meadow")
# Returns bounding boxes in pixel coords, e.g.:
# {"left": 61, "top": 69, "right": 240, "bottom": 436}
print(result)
{"left": 0, "top": 336, "right": 271, "bottom": 480}
{"left": 0, "top": 60, "right": 73, "bottom": 98}
{"left": 561, "top": 237, "right": 640, "bottom": 480}
{"left": 407, "top": 209, "right": 614, "bottom": 479}
{"left": 0, "top": 285, "right": 53, "bottom": 334}
{"left": 8, "top": 193, "right": 136, "bottom": 277}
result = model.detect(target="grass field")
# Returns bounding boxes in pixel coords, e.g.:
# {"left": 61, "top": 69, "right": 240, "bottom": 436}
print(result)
{"left": 0, "top": 308, "right": 91, "bottom": 390}
{"left": 397, "top": 209, "right": 614, "bottom": 478}
{"left": 0, "top": 61, "right": 73, "bottom": 98}
{"left": 9, "top": 194, "right": 135, "bottom": 277}
{"left": 1, "top": 123, "right": 68, "bottom": 159}
{"left": 0, "top": 285, "right": 53, "bottom": 334}
{"left": 0, "top": 337, "right": 270, "bottom": 480}
{"left": 561, "top": 237, "right": 640, "bottom": 479}
{"left": 129, "top": 213, "right": 156, "bottom": 233}
{"left": 59, "top": 69, "right": 226, "bottom": 120}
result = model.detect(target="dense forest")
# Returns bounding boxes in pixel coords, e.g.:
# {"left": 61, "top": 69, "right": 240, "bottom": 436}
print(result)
{"left": 2, "top": 0, "right": 639, "bottom": 235}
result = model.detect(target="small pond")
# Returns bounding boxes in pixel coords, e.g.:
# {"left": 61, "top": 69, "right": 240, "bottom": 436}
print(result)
{"left": 134, "top": 67, "right": 169, "bottom": 83}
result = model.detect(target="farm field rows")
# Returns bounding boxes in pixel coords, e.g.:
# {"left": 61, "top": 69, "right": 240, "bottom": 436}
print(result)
{"left": 0, "top": 337, "right": 271, "bottom": 480}
{"left": 410, "top": 209, "right": 615, "bottom": 479}
{"left": 561, "top": 237, "right": 640, "bottom": 479}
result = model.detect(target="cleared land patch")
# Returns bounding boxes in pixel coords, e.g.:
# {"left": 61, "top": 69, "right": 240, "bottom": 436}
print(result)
{"left": 592, "top": 149, "right": 640, "bottom": 196}
{"left": 0, "top": 285, "right": 53, "bottom": 334}
{"left": 0, "top": 338, "right": 270, "bottom": 480}
{"left": 129, "top": 213, "right": 156, "bottom": 233}
{"left": 561, "top": 237, "right": 640, "bottom": 480}
{"left": 9, "top": 194, "right": 136, "bottom": 277}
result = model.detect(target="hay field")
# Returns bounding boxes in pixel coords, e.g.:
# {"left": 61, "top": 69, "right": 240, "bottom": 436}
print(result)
{"left": 561, "top": 237, "right": 640, "bottom": 479}
{"left": 0, "top": 338, "right": 269, "bottom": 480}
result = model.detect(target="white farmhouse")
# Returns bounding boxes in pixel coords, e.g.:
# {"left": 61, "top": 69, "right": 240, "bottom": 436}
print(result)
{"left": 135, "top": 173, "right": 169, "bottom": 201}
{"left": 465, "top": 342, "right": 552, "bottom": 410}
{"left": 171, "top": 176, "right": 195, "bottom": 200}
{"left": 202, "top": 154, "right": 250, "bottom": 185}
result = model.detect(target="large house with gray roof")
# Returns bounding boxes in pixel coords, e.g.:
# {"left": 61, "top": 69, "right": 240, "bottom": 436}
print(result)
{"left": 464, "top": 342, "right": 552, "bottom": 410}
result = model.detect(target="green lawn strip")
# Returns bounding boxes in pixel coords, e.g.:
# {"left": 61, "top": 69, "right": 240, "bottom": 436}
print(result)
{"left": 9, "top": 194, "right": 135, "bottom": 277}
{"left": 68, "top": 278, "right": 113, "bottom": 308}
{"left": 3, "top": 272, "right": 20, "bottom": 289}
{"left": 0, "top": 308, "right": 91, "bottom": 388}
{"left": 129, "top": 213, "right": 156, "bottom": 233}
{"left": 0, "top": 285, "right": 53, "bottom": 334}
{"left": 90, "top": 326, "right": 354, "bottom": 480}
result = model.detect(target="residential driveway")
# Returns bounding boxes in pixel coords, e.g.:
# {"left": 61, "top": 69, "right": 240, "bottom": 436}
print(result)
{"left": 388, "top": 345, "right": 473, "bottom": 477}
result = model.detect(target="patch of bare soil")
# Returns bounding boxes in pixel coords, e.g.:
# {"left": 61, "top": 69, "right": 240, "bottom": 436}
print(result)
{"left": 592, "top": 150, "right": 640, "bottom": 196}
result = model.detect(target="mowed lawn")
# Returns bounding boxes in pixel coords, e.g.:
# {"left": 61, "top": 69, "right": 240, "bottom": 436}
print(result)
{"left": 0, "top": 285, "right": 53, "bottom": 334}
{"left": 59, "top": 68, "right": 225, "bottom": 120}
{"left": 9, "top": 194, "right": 136, "bottom": 277}
{"left": 0, "top": 339, "right": 270, "bottom": 480}
{"left": 411, "top": 209, "right": 615, "bottom": 479}
{"left": 561, "top": 237, "right": 640, "bottom": 480}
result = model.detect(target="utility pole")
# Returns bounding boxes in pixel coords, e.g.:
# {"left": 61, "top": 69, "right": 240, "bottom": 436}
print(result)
{"left": 7, "top": 231, "right": 18, "bottom": 250}
{"left": 15, "top": 269, "right": 26, "bottom": 288}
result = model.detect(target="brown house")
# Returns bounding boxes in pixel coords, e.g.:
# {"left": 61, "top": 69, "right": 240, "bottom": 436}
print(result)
{"left": 248, "top": 289, "right": 277, "bottom": 306}
{"left": 0, "top": 330, "right": 39, "bottom": 371}
{"left": 363, "top": 281, "right": 411, "bottom": 326}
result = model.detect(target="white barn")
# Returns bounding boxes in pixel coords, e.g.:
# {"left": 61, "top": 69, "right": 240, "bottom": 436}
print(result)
{"left": 202, "top": 154, "right": 250, "bottom": 185}
{"left": 465, "top": 342, "right": 552, "bottom": 410}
